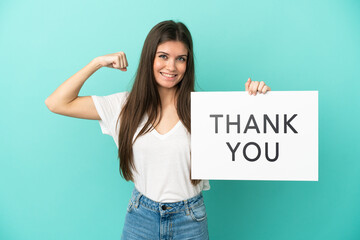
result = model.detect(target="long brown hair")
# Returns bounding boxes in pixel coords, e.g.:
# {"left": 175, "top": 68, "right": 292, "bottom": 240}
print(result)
{"left": 116, "top": 20, "right": 201, "bottom": 186}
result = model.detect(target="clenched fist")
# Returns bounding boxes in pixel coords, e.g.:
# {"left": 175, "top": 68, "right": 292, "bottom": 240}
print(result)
{"left": 95, "top": 52, "right": 129, "bottom": 71}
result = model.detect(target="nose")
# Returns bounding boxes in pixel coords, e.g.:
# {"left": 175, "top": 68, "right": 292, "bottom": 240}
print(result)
{"left": 166, "top": 58, "right": 176, "bottom": 71}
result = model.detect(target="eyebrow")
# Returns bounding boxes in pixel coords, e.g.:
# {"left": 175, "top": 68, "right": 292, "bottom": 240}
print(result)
{"left": 156, "top": 51, "right": 187, "bottom": 57}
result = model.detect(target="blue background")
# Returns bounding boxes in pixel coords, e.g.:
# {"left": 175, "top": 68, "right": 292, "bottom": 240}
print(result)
{"left": 1, "top": 0, "right": 359, "bottom": 239}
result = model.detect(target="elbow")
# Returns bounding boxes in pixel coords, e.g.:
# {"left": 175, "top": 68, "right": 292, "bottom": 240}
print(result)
{"left": 45, "top": 98, "right": 55, "bottom": 112}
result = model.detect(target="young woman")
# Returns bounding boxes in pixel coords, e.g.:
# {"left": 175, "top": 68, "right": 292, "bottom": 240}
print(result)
{"left": 45, "top": 20, "right": 271, "bottom": 240}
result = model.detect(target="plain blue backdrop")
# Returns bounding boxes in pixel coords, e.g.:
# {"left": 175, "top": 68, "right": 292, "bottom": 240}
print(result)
{"left": 1, "top": 0, "right": 359, "bottom": 239}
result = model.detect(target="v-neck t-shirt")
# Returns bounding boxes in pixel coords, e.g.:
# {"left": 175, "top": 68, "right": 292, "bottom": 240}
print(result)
{"left": 91, "top": 91, "right": 210, "bottom": 202}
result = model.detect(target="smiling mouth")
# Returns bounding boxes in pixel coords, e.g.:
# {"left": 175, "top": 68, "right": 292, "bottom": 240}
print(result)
{"left": 160, "top": 72, "right": 177, "bottom": 78}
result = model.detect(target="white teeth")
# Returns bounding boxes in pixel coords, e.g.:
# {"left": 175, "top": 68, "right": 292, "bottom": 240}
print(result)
{"left": 161, "top": 72, "right": 176, "bottom": 77}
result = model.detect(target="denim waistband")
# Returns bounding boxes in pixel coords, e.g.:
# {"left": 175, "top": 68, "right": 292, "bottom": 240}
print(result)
{"left": 129, "top": 187, "right": 204, "bottom": 214}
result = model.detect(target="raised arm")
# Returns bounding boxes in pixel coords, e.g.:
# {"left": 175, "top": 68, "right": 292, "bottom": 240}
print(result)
{"left": 44, "top": 52, "right": 128, "bottom": 120}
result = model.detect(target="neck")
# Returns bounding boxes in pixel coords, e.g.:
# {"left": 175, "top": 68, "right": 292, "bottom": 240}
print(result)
{"left": 157, "top": 86, "right": 178, "bottom": 108}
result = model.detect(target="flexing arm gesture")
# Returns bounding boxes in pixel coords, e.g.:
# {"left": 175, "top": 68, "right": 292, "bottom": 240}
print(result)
{"left": 45, "top": 51, "right": 129, "bottom": 119}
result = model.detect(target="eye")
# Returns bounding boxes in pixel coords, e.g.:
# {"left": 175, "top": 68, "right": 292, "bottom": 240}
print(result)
{"left": 159, "top": 55, "right": 167, "bottom": 59}
{"left": 178, "top": 57, "right": 186, "bottom": 62}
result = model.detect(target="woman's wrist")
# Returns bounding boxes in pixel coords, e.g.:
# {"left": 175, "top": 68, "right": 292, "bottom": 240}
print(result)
{"left": 90, "top": 57, "right": 104, "bottom": 70}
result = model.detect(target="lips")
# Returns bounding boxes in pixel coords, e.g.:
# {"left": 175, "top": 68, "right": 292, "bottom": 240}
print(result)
{"left": 161, "top": 72, "right": 177, "bottom": 77}
{"left": 160, "top": 72, "right": 178, "bottom": 80}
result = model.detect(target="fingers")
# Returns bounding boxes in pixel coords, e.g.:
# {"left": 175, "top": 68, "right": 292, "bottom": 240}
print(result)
{"left": 120, "top": 54, "right": 125, "bottom": 69}
{"left": 245, "top": 78, "right": 251, "bottom": 92}
{"left": 250, "top": 81, "right": 260, "bottom": 96}
{"left": 262, "top": 85, "right": 269, "bottom": 94}
{"left": 110, "top": 52, "right": 127, "bottom": 71}
{"left": 112, "top": 56, "right": 121, "bottom": 69}
{"left": 258, "top": 81, "right": 265, "bottom": 92}
{"left": 119, "top": 52, "right": 127, "bottom": 71}
{"left": 100, "top": 51, "right": 129, "bottom": 71}
{"left": 246, "top": 78, "right": 271, "bottom": 95}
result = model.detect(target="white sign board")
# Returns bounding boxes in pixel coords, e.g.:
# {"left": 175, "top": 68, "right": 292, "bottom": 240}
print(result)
{"left": 191, "top": 91, "right": 318, "bottom": 181}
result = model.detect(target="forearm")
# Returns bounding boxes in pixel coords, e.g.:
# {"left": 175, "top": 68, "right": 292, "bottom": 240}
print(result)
{"left": 45, "top": 58, "right": 102, "bottom": 109}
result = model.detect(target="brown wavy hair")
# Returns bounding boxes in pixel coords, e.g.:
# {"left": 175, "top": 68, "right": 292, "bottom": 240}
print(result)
{"left": 116, "top": 20, "right": 201, "bottom": 186}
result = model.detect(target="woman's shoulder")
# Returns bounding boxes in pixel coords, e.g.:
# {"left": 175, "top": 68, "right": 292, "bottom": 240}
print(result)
{"left": 113, "top": 91, "right": 130, "bottom": 101}
{"left": 92, "top": 91, "right": 130, "bottom": 111}
{"left": 104, "top": 91, "right": 130, "bottom": 103}
{"left": 112, "top": 91, "right": 130, "bottom": 110}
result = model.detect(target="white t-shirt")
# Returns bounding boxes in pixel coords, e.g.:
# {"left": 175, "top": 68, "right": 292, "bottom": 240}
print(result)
{"left": 91, "top": 91, "right": 210, "bottom": 202}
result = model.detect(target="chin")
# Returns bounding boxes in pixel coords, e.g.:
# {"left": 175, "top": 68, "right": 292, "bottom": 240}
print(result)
{"left": 156, "top": 81, "right": 180, "bottom": 90}
{"left": 157, "top": 84, "right": 177, "bottom": 90}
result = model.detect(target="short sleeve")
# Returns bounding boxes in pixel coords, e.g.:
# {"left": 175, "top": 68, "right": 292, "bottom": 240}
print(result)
{"left": 91, "top": 91, "right": 129, "bottom": 136}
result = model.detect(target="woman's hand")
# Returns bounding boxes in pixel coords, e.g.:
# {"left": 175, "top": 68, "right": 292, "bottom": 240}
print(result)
{"left": 245, "top": 78, "right": 271, "bottom": 96}
{"left": 95, "top": 52, "right": 129, "bottom": 71}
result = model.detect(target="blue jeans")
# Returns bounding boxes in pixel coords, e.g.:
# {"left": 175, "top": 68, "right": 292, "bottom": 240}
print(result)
{"left": 121, "top": 187, "right": 209, "bottom": 240}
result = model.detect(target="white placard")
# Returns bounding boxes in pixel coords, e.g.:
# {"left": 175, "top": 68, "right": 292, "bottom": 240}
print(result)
{"left": 191, "top": 91, "right": 318, "bottom": 181}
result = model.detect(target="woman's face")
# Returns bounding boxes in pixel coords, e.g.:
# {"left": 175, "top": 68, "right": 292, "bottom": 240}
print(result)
{"left": 153, "top": 41, "right": 188, "bottom": 90}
